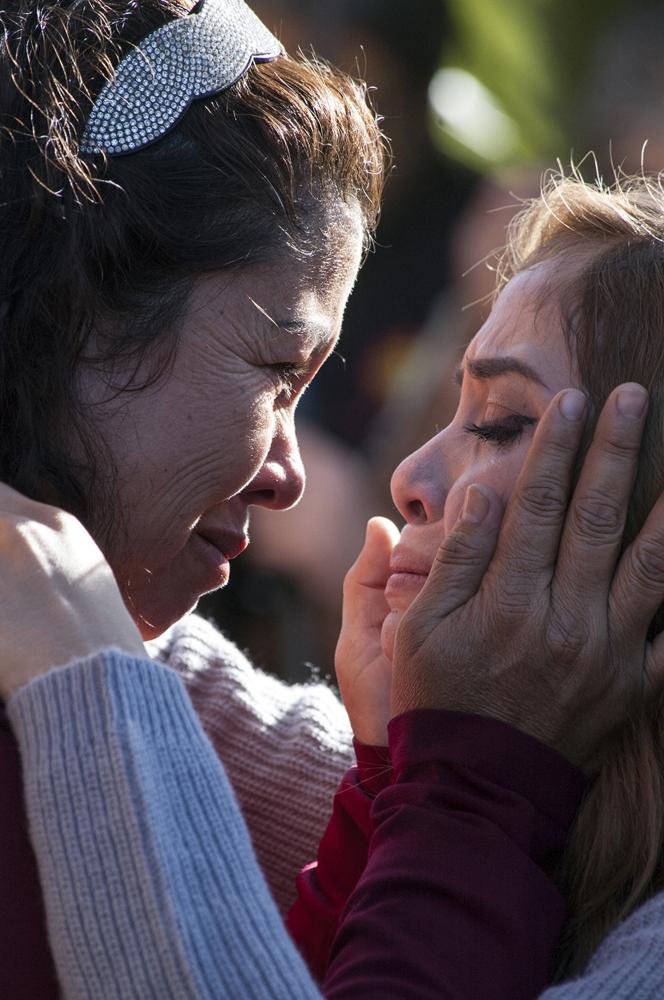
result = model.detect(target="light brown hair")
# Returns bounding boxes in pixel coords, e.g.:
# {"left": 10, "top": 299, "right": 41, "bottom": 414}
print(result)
{"left": 0, "top": 0, "right": 385, "bottom": 543}
{"left": 499, "top": 171, "right": 664, "bottom": 974}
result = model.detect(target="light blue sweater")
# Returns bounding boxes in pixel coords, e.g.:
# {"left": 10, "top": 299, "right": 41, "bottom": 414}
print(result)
{"left": 7, "top": 649, "right": 664, "bottom": 999}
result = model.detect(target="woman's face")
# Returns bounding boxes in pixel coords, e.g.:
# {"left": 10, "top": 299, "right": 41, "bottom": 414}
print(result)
{"left": 88, "top": 204, "right": 364, "bottom": 640}
{"left": 383, "top": 260, "right": 579, "bottom": 657}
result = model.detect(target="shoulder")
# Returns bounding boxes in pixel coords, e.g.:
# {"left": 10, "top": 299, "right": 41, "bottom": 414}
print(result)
{"left": 588, "top": 891, "right": 664, "bottom": 971}
{"left": 146, "top": 613, "right": 352, "bottom": 754}
{"left": 543, "top": 892, "right": 664, "bottom": 998}
{"left": 146, "top": 612, "right": 256, "bottom": 680}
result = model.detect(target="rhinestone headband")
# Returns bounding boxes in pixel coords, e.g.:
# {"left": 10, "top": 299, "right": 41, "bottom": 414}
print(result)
{"left": 81, "top": 0, "right": 283, "bottom": 156}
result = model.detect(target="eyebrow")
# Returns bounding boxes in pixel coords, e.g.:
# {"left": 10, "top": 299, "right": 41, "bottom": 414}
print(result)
{"left": 455, "top": 356, "right": 549, "bottom": 389}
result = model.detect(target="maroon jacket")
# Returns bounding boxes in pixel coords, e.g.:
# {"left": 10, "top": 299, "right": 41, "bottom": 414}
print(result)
{"left": 288, "top": 710, "right": 586, "bottom": 999}
{"left": 0, "top": 711, "right": 59, "bottom": 998}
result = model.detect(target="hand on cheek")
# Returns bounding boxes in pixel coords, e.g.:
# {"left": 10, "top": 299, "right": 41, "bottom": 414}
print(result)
{"left": 335, "top": 516, "right": 399, "bottom": 746}
{"left": 390, "top": 384, "right": 664, "bottom": 773}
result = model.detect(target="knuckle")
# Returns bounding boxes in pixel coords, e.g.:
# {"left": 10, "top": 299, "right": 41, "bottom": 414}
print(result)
{"left": 570, "top": 490, "right": 623, "bottom": 542}
{"left": 537, "top": 433, "right": 580, "bottom": 466}
{"left": 516, "top": 477, "right": 569, "bottom": 524}
{"left": 494, "top": 580, "right": 532, "bottom": 620}
{"left": 342, "top": 566, "right": 364, "bottom": 599}
{"left": 49, "top": 507, "right": 69, "bottom": 526}
{"left": 545, "top": 613, "right": 589, "bottom": 664}
{"left": 50, "top": 507, "right": 79, "bottom": 531}
{"left": 343, "top": 563, "right": 357, "bottom": 592}
{"left": 597, "top": 429, "right": 640, "bottom": 461}
{"left": 435, "top": 528, "right": 483, "bottom": 570}
{"left": 631, "top": 536, "right": 664, "bottom": 587}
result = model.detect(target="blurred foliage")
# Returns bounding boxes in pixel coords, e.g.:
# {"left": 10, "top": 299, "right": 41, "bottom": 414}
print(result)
{"left": 439, "top": 0, "right": 631, "bottom": 167}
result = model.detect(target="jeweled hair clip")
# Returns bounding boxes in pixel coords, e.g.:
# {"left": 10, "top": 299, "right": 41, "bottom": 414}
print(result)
{"left": 81, "top": 0, "right": 283, "bottom": 156}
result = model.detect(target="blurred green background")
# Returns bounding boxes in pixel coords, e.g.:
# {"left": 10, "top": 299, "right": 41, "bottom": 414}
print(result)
{"left": 438, "top": 0, "right": 639, "bottom": 168}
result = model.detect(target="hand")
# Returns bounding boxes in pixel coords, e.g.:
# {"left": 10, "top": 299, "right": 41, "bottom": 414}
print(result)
{"left": 336, "top": 517, "right": 400, "bottom": 745}
{"left": 392, "top": 383, "right": 664, "bottom": 773}
{"left": 0, "top": 483, "right": 146, "bottom": 700}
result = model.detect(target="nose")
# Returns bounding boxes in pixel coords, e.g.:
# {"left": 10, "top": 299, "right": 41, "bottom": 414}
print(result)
{"left": 390, "top": 434, "right": 447, "bottom": 525}
{"left": 242, "top": 413, "right": 305, "bottom": 511}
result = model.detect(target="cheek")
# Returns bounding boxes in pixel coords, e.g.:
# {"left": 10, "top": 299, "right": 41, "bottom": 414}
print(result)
{"left": 168, "top": 369, "right": 274, "bottom": 473}
{"left": 442, "top": 441, "right": 530, "bottom": 534}
{"left": 102, "top": 379, "right": 276, "bottom": 531}
{"left": 197, "top": 390, "right": 273, "bottom": 483}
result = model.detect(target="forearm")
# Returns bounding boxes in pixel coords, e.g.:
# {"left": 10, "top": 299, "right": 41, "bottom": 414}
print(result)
{"left": 8, "top": 652, "right": 321, "bottom": 1000}
{"left": 289, "top": 708, "right": 585, "bottom": 998}
{"left": 322, "top": 711, "right": 586, "bottom": 1000}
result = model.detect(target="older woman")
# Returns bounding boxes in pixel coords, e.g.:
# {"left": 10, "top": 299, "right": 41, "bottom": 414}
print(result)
{"left": 0, "top": 0, "right": 383, "bottom": 994}
{"left": 3, "top": 1, "right": 664, "bottom": 999}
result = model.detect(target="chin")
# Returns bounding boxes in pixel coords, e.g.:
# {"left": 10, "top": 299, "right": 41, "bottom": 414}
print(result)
{"left": 124, "top": 587, "right": 202, "bottom": 642}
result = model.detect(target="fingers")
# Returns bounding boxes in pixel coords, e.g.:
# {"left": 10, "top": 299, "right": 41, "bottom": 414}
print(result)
{"left": 342, "top": 517, "right": 400, "bottom": 631}
{"left": 407, "top": 484, "right": 503, "bottom": 627}
{"left": 553, "top": 384, "right": 648, "bottom": 609}
{"left": 489, "top": 388, "right": 588, "bottom": 586}
{"left": 610, "top": 487, "right": 664, "bottom": 646}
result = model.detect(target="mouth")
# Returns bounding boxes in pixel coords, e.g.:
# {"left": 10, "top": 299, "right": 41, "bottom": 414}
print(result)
{"left": 189, "top": 528, "right": 249, "bottom": 590}
{"left": 385, "top": 543, "right": 432, "bottom": 611}
{"left": 385, "top": 548, "right": 432, "bottom": 608}
{"left": 388, "top": 549, "right": 432, "bottom": 579}
{"left": 196, "top": 528, "right": 249, "bottom": 562}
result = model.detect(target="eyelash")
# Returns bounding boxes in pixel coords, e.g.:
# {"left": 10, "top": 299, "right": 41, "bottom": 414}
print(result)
{"left": 270, "top": 361, "right": 310, "bottom": 399}
{"left": 464, "top": 414, "right": 536, "bottom": 447}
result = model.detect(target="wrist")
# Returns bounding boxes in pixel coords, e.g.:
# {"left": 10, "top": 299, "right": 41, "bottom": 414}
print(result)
{"left": 387, "top": 709, "right": 587, "bottom": 829}
{"left": 1, "top": 635, "right": 146, "bottom": 702}
{"left": 350, "top": 722, "right": 389, "bottom": 747}
{"left": 353, "top": 738, "right": 392, "bottom": 797}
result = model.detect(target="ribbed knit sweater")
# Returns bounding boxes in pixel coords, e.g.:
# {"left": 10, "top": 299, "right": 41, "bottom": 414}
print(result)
{"left": 146, "top": 614, "right": 354, "bottom": 914}
{"left": 7, "top": 614, "right": 664, "bottom": 998}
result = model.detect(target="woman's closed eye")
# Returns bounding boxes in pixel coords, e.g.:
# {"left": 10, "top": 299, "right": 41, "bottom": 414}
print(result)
{"left": 464, "top": 413, "right": 536, "bottom": 448}
{"left": 269, "top": 361, "right": 311, "bottom": 400}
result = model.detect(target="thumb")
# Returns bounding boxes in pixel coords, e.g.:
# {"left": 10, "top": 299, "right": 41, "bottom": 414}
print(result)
{"left": 342, "top": 516, "right": 400, "bottom": 631}
{"left": 408, "top": 484, "right": 503, "bottom": 629}
{"left": 347, "top": 516, "right": 400, "bottom": 588}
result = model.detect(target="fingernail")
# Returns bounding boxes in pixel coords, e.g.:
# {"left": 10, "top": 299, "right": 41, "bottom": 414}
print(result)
{"left": 559, "top": 389, "right": 587, "bottom": 421}
{"left": 463, "top": 485, "right": 490, "bottom": 524}
{"left": 616, "top": 383, "right": 648, "bottom": 420}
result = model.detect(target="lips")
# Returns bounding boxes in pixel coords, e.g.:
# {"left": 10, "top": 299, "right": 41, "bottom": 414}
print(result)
{"left": 388, "top": 548, "right": 431, "bottom": 579}
{"left": 195, "top": 527, "right": 248, "bottom": 562}
{"left": 384, "top": 545, "right": 432, "bottom": 610}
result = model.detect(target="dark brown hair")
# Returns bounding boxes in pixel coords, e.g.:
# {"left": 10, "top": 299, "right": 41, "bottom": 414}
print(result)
{"left": 499, "top": 171, "right": 664, "bottom": 975}
{"left": 0, "top": 0, "right": 385, "bottom": 541}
